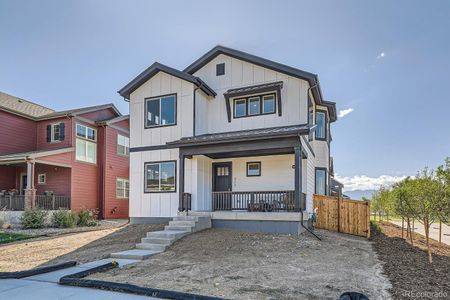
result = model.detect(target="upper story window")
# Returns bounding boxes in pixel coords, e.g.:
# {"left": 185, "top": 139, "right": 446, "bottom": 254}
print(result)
{"left": 216, "top": 63, "right": 225, "bottom": 76}
{"left": 76, "top": 124, "right": 97, "bottom": 164}
{"left": 46, "top": 122, "right": 65, "bottom": 143}
{"left": 315, "top": 111, "right": 327, "bottom": 140}
{"left": 145, "top": 94, "right": 176, "bottom": 128}
{"left": 233, "top": 93, "right": 276, "bottom": 118}
{"left": 117, "top": 134, "right": 129, "bottom": 156}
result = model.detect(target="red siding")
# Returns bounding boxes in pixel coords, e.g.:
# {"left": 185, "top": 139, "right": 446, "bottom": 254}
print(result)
{"left": 70, "top": 161, "right": 99, "bottom": 212}
{"left": 36, "top": 117, "right": 72, "bottom": 151}
{"left": 34, "top": 164, "right": 71, "bottom": 196}
{"left": 111, "top": 119, "right": 129, "bottom": 130}
{"left": 0, "top": 110, "right": 36, "bottom": 155}
{"left": 102, "top": 126, "right": 129, "bottom": 219}
{"left": 79, "top": 108, "right": 117, "bottom": 122}
{"left": 0, "top": 166, "right": 17, "bottom": 191}
{"left": 38, "top": 152, "right": 73, "bottom": 166}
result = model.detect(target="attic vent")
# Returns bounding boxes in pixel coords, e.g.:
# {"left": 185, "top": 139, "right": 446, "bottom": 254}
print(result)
{"left": 18, "top": 99, "right": 23, "bottom": 103}
{"left": 216, "top": 63, "right": 225, "bottom": 76}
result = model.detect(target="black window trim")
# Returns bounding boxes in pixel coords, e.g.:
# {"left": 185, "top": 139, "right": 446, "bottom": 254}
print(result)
{"left": 315, "top": 167, "right": 327, "bottom": 195}
{"left": 246, "top": 161, "right": 261, "bottom": 177}
{"left": 144, "top": 160, "right": 177, "bottom": 193}
{"left": 315, "top": 110, "right": 327, "bottom": 141}
{"left": 232, "top": 92, "right": 277, "bottom": 119}
{"left": 144, "top": 93, "right": 177, "bottom": 129}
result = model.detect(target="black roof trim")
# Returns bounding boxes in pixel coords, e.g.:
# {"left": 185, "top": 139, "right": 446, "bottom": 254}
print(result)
{"left": 224, "top": 81, "right": 283, "bottom": 97}
{"left": 167, "top": 124, "right": 309, "bottom": 147}
{"left": 118, "top": 62, "right": 216, "bottom": 99}
{"left": 184, "top": 45, "right": 336, "bottom": 122}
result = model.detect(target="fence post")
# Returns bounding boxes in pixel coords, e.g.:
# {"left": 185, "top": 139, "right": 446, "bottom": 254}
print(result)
{"left": 337, "top": 196, "right": 341, "bottom": 233}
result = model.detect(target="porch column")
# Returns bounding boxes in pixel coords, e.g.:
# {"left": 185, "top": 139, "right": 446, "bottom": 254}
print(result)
{"left": 25, "top": 159, "right": 36, "bottom": 209}
{"left": 294, "top": 146, "right": 302, "bottom": 212}
{"left": 178, "top": 153, "right": 185, "bottom": 212}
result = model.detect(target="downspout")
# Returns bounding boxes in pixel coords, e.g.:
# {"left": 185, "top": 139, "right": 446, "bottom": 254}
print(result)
{"left": 298, "top": 133, "right": 321, "bottom": 240}
{"left": 193, "top": 82, "right": 203, "bottom": 137}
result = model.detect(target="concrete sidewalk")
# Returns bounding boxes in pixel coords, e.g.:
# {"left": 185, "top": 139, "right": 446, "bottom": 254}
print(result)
{"left": 391, "top": 221, "right": 450, "bottom": 246}
{"left": 0, "top": 259, "right": 157, "bottom": 300}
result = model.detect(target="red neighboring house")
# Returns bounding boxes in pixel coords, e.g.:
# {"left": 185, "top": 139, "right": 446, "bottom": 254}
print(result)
{"left": 0, "top": 91, "right": 129, "bottom": 219}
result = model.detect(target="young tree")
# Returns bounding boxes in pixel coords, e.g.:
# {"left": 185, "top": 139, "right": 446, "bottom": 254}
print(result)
{"left": 392, "top": 177, "right": 416, "bottom": 245}
{"left": 436, "top": 158, "right": 450, "bottom": 225}
{"left": 411, "top": 168, "right": 445, "bottom": 263}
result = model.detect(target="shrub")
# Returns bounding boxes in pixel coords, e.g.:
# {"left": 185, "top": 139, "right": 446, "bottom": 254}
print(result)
{"left": 21, "top": 209, "right": 48, "bottom": 229}
{"left": 77, "top": 209, "right": 98, "bottom": 227}
{"left": 51, "top": 209, "right": 78, "bottom": 228}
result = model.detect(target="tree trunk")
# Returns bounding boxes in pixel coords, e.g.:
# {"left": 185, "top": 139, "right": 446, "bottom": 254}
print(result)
{"left": 424, "top": 217, "right": 432, "bottom": 263}
{"left": 402, "top": 217, "right": 404, "bottom": 239}
{"left": 407, "top": 218, "right": 414, "bottom": 246}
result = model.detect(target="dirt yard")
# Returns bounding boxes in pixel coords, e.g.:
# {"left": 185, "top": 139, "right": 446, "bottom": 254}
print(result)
{"left": 0, "top": 224, "right": 163, "bottom": 272}
{"left": 89, "top": 228, "right": 391, "bottom": 300}
{"left": 371, "top": 222, "right": 450, "bottom": 300}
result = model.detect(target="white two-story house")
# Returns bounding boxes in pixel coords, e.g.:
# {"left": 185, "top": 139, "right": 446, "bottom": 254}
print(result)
{"left": 120, "top": 46, "right": 337, "bottom": 234}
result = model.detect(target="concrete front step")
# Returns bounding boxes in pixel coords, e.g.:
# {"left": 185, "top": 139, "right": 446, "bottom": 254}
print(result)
{"left": 173, "top": 216, "right": 204, "bottom": 221}
{"left": 111, "top": 249, "right": 161, "bottom": 260}
{"left": 146, "top": 230, "right": 190, "bottom": 239}
{"left": 135, "top": 243, "right": 168, "bottom": 251}
{"left": 169, "top": 220, "right": 196, "bottom": 227}
{"left": 164, "top": 225, "right": 193, "bottom": 232}
{"left": 141, "top": 237, "right": 174, "bottom": 245}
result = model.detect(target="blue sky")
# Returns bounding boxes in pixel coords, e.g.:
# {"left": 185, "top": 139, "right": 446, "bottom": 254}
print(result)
{"left": 1, "top": 0, "right": 449, "bottom": 190}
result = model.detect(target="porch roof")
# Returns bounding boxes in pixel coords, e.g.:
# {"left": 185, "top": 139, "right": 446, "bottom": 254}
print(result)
{"left": 0, "top": 147, "right": 74, "bottom": 163}
{"left": 167, "top": 124, "right": 309, "bottom": 147}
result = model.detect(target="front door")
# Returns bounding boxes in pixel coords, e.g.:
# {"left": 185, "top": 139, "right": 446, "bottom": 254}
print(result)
{"left": 213, "top": 162, "right": 232, "bottom": 192}
{"left": 20, "top": 174, "right": 27, "bottom": 195}
{"left": 212, "top": 162, "right": 232, "bottom": 210}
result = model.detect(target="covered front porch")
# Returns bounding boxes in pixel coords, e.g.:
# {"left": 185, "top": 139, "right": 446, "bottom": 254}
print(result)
{"left": 175, "top": 125, "right": 311, "bottom": 219}
{"left": 0, "top": 149, "right": 72, "bottom": 210}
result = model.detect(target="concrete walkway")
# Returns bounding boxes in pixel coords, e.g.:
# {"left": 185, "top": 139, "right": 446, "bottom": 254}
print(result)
{"left": 391, "top": 221, "right": 450, "bottom": 246}
{"left": 0, "top": 259, "right": 157, "bottom": 300}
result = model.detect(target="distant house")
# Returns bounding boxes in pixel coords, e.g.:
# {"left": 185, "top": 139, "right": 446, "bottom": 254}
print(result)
{"left": 0, "top": 91, "right": 129, "bottom": 219}
{"left": 120, "top": 46, "right": 340, "bottom": 234}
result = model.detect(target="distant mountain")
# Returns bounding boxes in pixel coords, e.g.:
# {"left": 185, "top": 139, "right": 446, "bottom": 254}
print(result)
{"left": 343, "top": 189, "right": 376, "bottom": 200}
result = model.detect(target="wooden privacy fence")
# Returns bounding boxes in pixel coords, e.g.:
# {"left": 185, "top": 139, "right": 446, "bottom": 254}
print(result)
{"left": 313, "top": 194, "right": 370, "bottom": 238}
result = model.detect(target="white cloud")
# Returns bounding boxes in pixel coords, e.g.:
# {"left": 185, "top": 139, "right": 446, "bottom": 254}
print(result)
{"left": 376, "top": 52, "right": 386, "bottom": 59}
{"left": 338, "top": 108, "right": 354, "bottom": 118}
{"left": 335, "top": 174, "right": 407, "bottom": 192}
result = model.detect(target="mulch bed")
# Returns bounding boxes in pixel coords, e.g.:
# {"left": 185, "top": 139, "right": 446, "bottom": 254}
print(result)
{"left": 371, "top": 222, "right": 450, "bottom": 299}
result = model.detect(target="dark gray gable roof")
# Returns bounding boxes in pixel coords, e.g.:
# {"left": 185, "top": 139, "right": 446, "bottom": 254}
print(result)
{"left": 167, "top": 124, "right": 309, "bottom": 146}
{"left": 183, "top": 45, "right": 337, "bottom": 122}
{"left": 37, "top": 103, "right": 121, "bottom": 120}
{"left": 118, "top": 62, "right": 216, "bottom": 99}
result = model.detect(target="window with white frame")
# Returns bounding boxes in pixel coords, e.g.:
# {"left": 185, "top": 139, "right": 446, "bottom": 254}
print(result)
{"left": 37, "top": 173, "right": 46, "bottom": 184}
{"left": 51, "top": 123, "right": 61, "bottom": 142}
{"left": 76, "top": 124, "right": 97, "bottom": 163}
{"left": 145, "top": 94, "right": 176, "bottom": 128}
{"left": 117, "top": 134, "right": 129, "bottom": 156}
{"left": 144, "top": 161, "right": 176, "bottom": 192}
{"left": 116, "top": 178, "right": 129, "bottom": 199}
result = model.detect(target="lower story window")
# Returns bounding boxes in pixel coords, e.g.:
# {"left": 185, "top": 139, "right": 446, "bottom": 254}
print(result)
{"left": 247, "top": 162, "right": 261, "bottom": 176}
{"left": 144, "top": 161, "right": 176, "bottom": 192}
{"left": 37, "top": 174, "right": 46, "bottom": 184}
{"left": 116, "top": 178, "right": 129, "bottom": 199}
{"left": 315, "top": 168, "right": 327, "bottom": 195}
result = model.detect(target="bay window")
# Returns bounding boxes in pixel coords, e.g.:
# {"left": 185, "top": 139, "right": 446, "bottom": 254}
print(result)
{"left": 315, "top": 111, "right": 327, "bottom": 140}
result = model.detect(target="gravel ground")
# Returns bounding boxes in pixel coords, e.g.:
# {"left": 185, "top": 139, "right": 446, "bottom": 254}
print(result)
{"left": 371, "top": 222, "right": 450, "bottom": 299}
{"left": 89, "top": 228, "right": 391, "bottom": 300}
{"left": 0, "top": 224, "right": 163, "bottom": 272}
{"left": 0, "top": 219, "right": 128, "bottom": 237}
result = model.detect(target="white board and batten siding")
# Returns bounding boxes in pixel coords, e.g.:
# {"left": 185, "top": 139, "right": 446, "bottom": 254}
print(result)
{"left": 193, "top": 54, "right": 309, "bottom": 134}
{"left": 128, "top": 72, "right": 196, "bottom": 218}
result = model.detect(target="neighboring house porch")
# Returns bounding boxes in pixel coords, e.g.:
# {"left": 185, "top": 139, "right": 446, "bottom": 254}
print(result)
{"left": 0, "top": 148, "right": 72, "bottom": 210}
